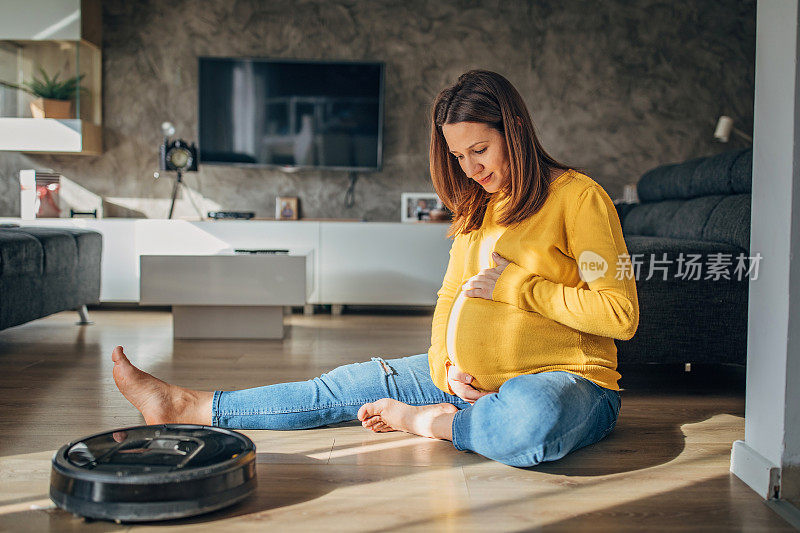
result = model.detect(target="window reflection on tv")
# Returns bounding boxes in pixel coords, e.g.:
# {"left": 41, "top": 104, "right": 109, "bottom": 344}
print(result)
{"left": 199, "top": 58, "right": 384, "bottom": 170}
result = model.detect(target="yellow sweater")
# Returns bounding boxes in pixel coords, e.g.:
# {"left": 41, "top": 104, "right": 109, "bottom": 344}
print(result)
{"left": 428, "top": 170, "right": 639, "bottom": 393}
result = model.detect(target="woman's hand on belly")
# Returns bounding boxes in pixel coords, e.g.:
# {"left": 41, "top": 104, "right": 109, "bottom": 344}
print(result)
{"left": 447, "top": 361, "right": 492, "bottom": 404}
{"left": 462, "top": 252, "right": 511, "bottom": 300}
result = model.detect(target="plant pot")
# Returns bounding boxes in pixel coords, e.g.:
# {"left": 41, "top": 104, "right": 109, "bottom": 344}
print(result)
{"left": 30, "top": 98, "right": 73, "bottom": 119}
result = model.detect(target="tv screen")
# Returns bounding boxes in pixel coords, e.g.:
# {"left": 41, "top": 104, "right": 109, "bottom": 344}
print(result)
{"left": 198, "top": 57, "right": 384, "bottom": 171}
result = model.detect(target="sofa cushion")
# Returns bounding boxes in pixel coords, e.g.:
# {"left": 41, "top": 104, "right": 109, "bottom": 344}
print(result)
{"left": 624, "top": 235, "right": 744, "bottom": 255}
{"left": 637, "top": 148, "right": 752, "bottom": 202}
{"left": 730, "top": 149, "right": 753, "bottom": 194}
{"left": 0, "top": 231, "right": 44, "bottom": 329}
{"left": 0, "top": 231, "right": 42, "bottom": 277}
{"left": 623, "top": 235, "right": 750, "bottom": 280}
{"left": 625, "top": 235, "right": 749, "bottom": 281}
{"left": 616, "top": 274, "right": 748, "bottom": 364}
{"left": 622, "top": 196, "right": 725, "bottom": 240}
{"left": 60, "top": 228, "right": 102, "bottom": 304}
{"left": 9, "top": 228, "right": 78, "bottom": 274}
{"left": 702, "top": 194, "right": 751, "bottom": 251}
{"left": 0, "top": 275, "right": 43, "bottom": 329}
{"left": 65, "top": 228, "right": 102, "bottom": 267}
{"left": 637, "top": 158, "right": 705, "bottom": 202}
{"left": 617, "top": 235, "right": 749, "bottom": 364}
{"left": 1, "top": 226, "right": 102, "bottom": 331}
{"left": 615, "top": 149, "right": 753, "bottom": 366}
{"left": 623, "top": 194, "right": 751, "bottom": 251}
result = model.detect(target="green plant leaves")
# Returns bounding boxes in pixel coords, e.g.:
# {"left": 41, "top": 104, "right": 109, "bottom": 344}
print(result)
{"left": 17, "top": 65, "right": 87, "bottom": 100}
{"left": 0, "top": 79, "right": 30, "bottom": 94}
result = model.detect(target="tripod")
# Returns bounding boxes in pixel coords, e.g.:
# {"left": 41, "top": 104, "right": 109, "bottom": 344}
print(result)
{"left": 167, "top": 169, "right": 204, "bottom": 220}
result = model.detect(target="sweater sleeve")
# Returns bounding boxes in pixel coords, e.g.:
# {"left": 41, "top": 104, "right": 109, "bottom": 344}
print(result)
{"left": 492, "top": 186, "right": 639, "bottom": 340}
{"left": 428, "top": 236, "right": 465, "bottom": 392}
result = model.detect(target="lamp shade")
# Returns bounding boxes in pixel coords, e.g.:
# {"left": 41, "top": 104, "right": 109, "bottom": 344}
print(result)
{"left": 714, "top": 116, "right": 734, "bottom": 143}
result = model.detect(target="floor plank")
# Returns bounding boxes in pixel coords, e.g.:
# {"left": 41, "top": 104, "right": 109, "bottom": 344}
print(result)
{"left": 0, "top": 309, "right": 793, "bottom": 531}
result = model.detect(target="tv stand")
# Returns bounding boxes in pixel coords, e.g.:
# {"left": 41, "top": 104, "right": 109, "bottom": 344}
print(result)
{"left": 0, "top": 218, "right": 450, "bottom": 307}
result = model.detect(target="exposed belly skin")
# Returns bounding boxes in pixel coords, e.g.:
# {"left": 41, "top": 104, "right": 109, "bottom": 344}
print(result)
{"left": 445, "top": 289, "right": 467, "bottom": 362}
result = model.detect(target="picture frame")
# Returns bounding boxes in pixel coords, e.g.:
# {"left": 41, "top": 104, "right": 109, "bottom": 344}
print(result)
{"left": 276, "top": 196, "right": 299, "bottom": 220}
{"left": 401, "top": 192, "right": 441, "bottom": 223}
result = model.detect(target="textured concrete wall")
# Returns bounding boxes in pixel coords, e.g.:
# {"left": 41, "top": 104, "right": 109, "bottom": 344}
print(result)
{"left": 0, "top": 0, "right": 755, "bottom": 219}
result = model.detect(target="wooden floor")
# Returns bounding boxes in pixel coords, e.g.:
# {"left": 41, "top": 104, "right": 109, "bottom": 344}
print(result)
{"left": 0, "top": 308, "right": 793, "bottom": 531}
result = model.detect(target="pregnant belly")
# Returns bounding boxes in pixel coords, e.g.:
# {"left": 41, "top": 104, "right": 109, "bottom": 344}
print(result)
{"left": 445, "top": 289, "right": 468, "bottom": 361}
{"left": 447, "top": 294, "right": 580, "bottom": 391}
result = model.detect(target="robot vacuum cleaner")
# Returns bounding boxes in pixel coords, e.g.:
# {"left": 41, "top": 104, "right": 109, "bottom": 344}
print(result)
{"left": 50, "top": 424, "right": 256, "bottom": 522}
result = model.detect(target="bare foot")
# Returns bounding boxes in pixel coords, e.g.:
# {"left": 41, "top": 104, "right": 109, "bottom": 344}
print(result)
{"left": 111, "top": 346, "right": 212, "bottom": 425}
{"left": 357, "top": 399, "right": 458, "bottom": 440}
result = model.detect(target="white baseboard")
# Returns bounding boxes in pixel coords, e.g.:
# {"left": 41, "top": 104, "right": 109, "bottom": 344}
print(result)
{"left": 730, "top": 440, "right": 781, "bottom": 499}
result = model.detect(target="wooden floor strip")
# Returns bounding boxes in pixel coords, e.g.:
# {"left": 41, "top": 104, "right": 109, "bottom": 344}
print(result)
{"left": 0, "top": 309, "right": 793, "bottom": 531}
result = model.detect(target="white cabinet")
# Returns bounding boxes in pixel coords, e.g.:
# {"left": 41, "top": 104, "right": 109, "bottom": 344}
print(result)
{"left": 320, "top": 222, "right": 449, "bottom": 305}
{"left": 0, "top": 218, "right": 452, "bottom": 305}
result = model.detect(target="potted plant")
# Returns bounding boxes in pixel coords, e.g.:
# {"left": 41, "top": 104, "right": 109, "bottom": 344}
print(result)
{"left": 0, "top": 66, "right": 86, "bottom": 119}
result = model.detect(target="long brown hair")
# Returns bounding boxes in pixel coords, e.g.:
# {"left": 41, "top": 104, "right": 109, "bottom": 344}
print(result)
{"left": 430, "top": 70, "right": 570, "bottom": 237}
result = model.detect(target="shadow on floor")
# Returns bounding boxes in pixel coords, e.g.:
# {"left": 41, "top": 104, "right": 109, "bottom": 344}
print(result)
{"left": 532, "top": 363, "right": 745, "bottom": 476}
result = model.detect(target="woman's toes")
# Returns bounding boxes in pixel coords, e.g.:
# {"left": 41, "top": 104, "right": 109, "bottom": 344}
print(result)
{"left": 357, "top": 403, "right": 375, "bottom": 421}
{"left": 358, "top": 399, "right": 392, "bottom": 420}
{"left": 364, "top": 418, "right": 391, "bottom": 432}
{"left": 112, "top": 345, "right": 127, "bottom": 364}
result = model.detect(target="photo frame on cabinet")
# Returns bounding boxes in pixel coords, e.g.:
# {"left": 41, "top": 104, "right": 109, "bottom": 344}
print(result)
{"left": 401, "top": 192, "right": 441, "bottom": 222}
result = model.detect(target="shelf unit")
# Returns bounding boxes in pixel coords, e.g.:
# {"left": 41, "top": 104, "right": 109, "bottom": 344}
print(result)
{"left": 0, "top": 0, "right": 102, "bottom": 155}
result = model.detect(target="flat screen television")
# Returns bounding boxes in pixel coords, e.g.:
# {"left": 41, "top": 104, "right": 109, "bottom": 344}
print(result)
{"left": 198, "top": 57, "right": 384, "bottom": 171}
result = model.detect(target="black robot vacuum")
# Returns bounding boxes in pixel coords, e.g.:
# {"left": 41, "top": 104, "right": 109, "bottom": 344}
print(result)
{"left": 50, "top": 425, "right": 256, "bottom": 522}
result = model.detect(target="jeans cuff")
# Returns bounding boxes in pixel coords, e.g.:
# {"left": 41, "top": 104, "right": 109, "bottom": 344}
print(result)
{"left": 211, "top": 390, "right": 223, "bottom": 426}
{"left": 451, "top": 408, "right": 468, "bottom": 451}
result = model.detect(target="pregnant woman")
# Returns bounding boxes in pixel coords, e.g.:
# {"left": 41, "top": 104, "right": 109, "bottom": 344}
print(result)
{"left": 112, "top": 70, "right": 639, "bottom": 467}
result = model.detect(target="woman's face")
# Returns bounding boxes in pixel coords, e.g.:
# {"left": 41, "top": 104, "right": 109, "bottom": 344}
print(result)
{"left": 441, "top": 121, "right": 510, "bottom": 194}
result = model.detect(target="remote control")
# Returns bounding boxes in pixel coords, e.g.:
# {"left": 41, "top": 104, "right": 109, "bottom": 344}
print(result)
{"left": 234, "top": 249, "right": 290, "bottom": 254}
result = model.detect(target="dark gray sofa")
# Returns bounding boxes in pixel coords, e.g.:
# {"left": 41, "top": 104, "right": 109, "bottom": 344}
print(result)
{"left": 0, "top": 226, "right": 102, "bottom": 331}
{"left": 615, "top": 148, "right": 752, "bottom": 365}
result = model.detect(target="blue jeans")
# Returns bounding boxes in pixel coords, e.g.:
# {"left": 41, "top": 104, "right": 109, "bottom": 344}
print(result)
{"left": 212, "top": 353, "right": 621, "bottom": 467}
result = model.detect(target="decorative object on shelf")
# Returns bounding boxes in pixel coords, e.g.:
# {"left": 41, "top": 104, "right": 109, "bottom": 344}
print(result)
{"left": 153, "top": 122, "right": 201, "bottom": 219}
{"left": 18, "top": 169, "right": 103, "bottom": 219}
{"left": 401, "top": 192, "right": 441, "bottom": 222}
{"left": 612, "top": 184, "right": 639, "bottom": 206}
{"left": 276, "top": 197, "right": 299, "bottom": 220}
{"left": 70, "top": 209, "right": 98, "bottom": 218}
{"left": 30, "top": 98, "right": 72, "bottom": 119}
{"left": 0, "top": 66, "right": 87, "bottom": 119}
{"left": 623, "top": 184, "right": 638, "bottom": 203}
{"left": 207, "top": 211, "right": 255, "bottom": 220}
{"left": 714, "top": 115, "right": 753, "bottom": 143}
{"left": 429, "top": 205, "right": 453, "bottom": 222}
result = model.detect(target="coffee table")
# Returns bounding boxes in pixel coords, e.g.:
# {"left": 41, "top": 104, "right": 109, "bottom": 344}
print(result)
{"left": 139, "top": 252, "right": 308, "bottom": 339}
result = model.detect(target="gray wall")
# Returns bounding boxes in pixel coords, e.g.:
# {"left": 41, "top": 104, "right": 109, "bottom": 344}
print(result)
{"left": 0, "top": 0, "right": 755, "bottom": 219}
